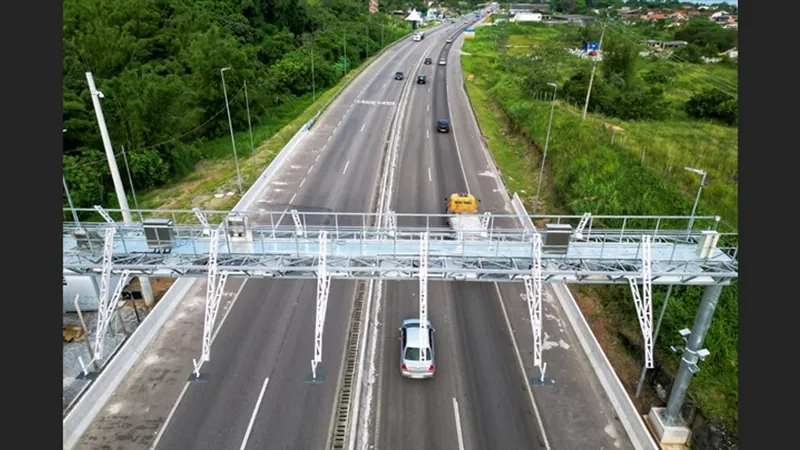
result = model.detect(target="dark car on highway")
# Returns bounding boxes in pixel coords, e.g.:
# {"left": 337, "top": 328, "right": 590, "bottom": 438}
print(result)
{"left": 395, "top": 71, "right": 404, "bottom": 80}
{"left": 436, "top": 119, "right": 450, "bottom": 133}
{"left": 417, "top": 74, "right": 427, "bottom": 84}
{"left": 424, "top": 57, "right": 432, "bottom": 65}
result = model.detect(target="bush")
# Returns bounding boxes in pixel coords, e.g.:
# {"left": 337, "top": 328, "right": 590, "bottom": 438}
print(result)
{"left": 686, "top": 89, "right": 738, "bottom": 126}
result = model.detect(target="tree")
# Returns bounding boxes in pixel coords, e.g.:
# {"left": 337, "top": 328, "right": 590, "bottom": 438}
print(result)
{"left": 686, "top": 89, "right": 738, "bottom": 126}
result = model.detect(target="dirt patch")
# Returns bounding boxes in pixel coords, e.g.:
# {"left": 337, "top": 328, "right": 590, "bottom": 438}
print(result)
{"left": 126, "top": 277, "right": 177, "bottom": 305}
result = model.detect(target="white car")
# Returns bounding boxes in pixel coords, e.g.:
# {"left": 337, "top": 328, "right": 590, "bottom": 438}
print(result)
{"left": 446, "top": 38, "right": 452, "bottom": 43}
{"left": 439, "top": 58, "right": 446, "bottom": 65}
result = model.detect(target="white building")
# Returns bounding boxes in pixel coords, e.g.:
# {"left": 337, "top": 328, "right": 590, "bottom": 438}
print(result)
{"left": 511, "top": 12, "right": 543, "bottom": 22}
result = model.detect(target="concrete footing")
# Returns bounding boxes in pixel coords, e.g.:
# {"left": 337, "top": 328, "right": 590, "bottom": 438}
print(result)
{"left": 645, "top": 407, "right": 691, "bottom": 449}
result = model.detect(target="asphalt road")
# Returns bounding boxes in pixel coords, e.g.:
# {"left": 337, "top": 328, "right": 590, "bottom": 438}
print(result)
{"left": 151, "top": 24, "right": 458, "bottom": 450}
{"left": 371, "top": 23, "right": 547, "bottom": 450}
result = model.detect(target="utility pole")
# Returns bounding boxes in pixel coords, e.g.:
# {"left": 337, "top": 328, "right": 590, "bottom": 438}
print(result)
{"left": 311, "top": 38, "right": 316, "bottom": 102}
{"left": 62, "top": 175, "right": 81, "bottom": 226}
{"left": 582, "top": 19, "right": 607, "bottom": 120}
{"left": 533, "top": 82, "right": 558, "bottom": 216}
{"left": 85, "top": 72, "right": 155, "bottom": 307}
{"left": 244, "top": 80, "right": 255, "bottom": 158}
{"left": 220, "top": 67, "right": 243, "bottom": 193}
{"left": 663, "top": 284, "right": 723, "bottom": 426}
{"left": 120, "top": 146, "right": 142, "bottom": 222}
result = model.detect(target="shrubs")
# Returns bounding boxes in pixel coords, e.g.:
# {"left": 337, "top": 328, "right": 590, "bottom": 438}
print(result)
{"left": 686, "top": 89, "right": 738, "bottom": 126}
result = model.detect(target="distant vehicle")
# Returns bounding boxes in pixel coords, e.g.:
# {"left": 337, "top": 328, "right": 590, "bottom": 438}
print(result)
{"left": 413, "top": 31, "right": 425, "bottom": 41}
{"left": 399, "top": 318, "right": 435, "bottom": 379}
{"left": 439, "top": 58, "right": 446, "bottom": 65}
{"left": 436, "top": 118, "right": 450, "bottom": 133}
{"left": 424, "top": 57, "right": 432, "bottom": 65}
{"left": 395, "top": 71, "right": 404, "bottom": 80}
{"left": 446, "top": 38, "right": 453, "bottom": 43}
{"left": 417, "top": 74, "right": 427, "bottom": 84}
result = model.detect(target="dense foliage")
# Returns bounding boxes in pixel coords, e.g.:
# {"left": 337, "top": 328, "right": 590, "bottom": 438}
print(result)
{"left": 686, "top": 88, "right": 738, "bottom": 126}
{"left": 63, "top": 0, "right": 412, "bottom": 209}
{"left": 462, "top": 23, "right": 738, "bottom": 433}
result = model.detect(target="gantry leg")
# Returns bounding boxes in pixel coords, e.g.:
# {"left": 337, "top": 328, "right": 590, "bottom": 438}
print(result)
{"left": 193, "top": 229, "right": 229, "bottom": 378}
{"left": 628, "top": 235, "right": 654, "bottom": 368}
{"left": 311, "top": 231, "right": 332, "bottom": 380}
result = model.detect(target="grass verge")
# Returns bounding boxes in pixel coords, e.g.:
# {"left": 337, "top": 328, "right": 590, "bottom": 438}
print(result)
{"left": 462, "top": 26, "right": 738, "bottom": 434}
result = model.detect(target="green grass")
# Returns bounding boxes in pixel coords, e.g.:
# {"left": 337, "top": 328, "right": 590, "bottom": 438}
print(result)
{"left": 462, "top": 24, "right": 739, "bottom": 434}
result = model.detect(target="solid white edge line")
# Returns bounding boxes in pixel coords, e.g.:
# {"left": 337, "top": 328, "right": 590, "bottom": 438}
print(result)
{"left": 445, "top": 47, "right": 471, "bottom": 193}
{"left": 239, "top": 376, "right": 271, "bottom": 450}
{"left": 452, "top": 397, "right": 466, "bottom": 450}
{"left": 493, "top": 283, "right": 552, "bottom": 450}
{"left": 150, "top": 280, "right": 249, "bottom": 449}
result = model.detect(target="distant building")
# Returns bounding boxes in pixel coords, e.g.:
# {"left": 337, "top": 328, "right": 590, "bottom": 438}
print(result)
{"left": 510, "top": 12, "right": 543, "bottom": 22}
{"left": 508, "top": 3, "right": 550, "bottom": 15}
{"left": 369, "top": 0, "right": 378, "bottom": 14}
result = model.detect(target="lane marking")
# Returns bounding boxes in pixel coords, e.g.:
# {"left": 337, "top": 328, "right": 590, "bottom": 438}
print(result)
{"left": 151, "top": 280, "right": 249, "bottom": 450}
{"left": 328, "top": 135, "right": 332, "bottom": 143}
{"left": 361, "top": 123, "right": 366, "bottom": 133}
{"left": 342, "top": 160, "right": 350, "bottom": 175}
{"left": 493, "top": 283, "right": 552, "bottom": 450}
{"left": 239, "top": 376, "right": 270, "bottom": 450}
{"left": 428, "top": 87, "right": 431, "bottom": 93}
{"left": 307, "top": 166, "right": 313, "bottom": 175}
{"left": 428, "top": 167, "right": 432, "bottom": 182}
{"left": 338, "top": 120, "right": 342, "bottom": 127}
{"left": 322, "top": 144, "right": 327, "bottom": 151}
{"left": 426, "top": 129, "right": 430, "bottom": 139}
{"left": 299, "top": 178, "right": 306, "bottom": 188}
{"left": 427, "top": 104, "right": 430, "bottom": 112}
{"left": 289, "top": 193, "right": 297, "bottom": 204}
{"left": 453, "top": 397, "right": 466, "bottom": 450}
{"left": 315, "top": 154, "right": 320, "bottom": 162}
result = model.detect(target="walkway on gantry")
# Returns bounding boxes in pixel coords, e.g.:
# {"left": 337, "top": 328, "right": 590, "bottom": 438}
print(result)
{"left": 63, "top": 200, "right": 738, "bottom": 381}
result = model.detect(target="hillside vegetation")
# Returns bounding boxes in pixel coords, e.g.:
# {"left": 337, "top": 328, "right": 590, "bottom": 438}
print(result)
{"left": 462, "top": 22, "right": 738, "bottom": 433}
{"left": 63, "top": 0, "right": 412, "bottom": 214}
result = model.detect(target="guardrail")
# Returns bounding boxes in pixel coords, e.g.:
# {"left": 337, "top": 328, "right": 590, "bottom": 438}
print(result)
{"left": 62, "top": 29, "right": 416, "bottom": 450}
{"left": 551, "top": 283, "right": 659, "bottom": 450}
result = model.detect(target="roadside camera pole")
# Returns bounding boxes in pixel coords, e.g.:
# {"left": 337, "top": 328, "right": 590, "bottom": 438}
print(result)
{"left": 662, "top": 284, "right": 723, "bottom": 425}
{"left": 582, "top": 19, "right": 607, "bottom": 120}
{"left": 86, "top": 72, "right": 155, "bottom": 307}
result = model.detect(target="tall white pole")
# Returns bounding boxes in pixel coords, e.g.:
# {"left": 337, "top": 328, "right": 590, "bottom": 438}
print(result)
{"left": 686, "top": 169, "right": 707, "bottom": 235}
{"left": 86, "top": 72, "right": 155, "bottom": 307}
{"left": 533, "top": 83, "right": 558, "bottom": 216}
{"left": 244, "top": 80, "right": 255, "bottom": 158}
{"left": 85, "top": 72, "right": 132, "bottom": 223}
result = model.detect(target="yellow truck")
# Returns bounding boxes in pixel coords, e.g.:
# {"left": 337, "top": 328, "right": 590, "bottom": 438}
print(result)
{"left": 443, "top": 193, "right": 487, "bottom": 239}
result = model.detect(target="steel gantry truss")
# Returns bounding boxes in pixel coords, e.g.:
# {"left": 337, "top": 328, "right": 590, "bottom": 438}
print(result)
{"left": 524, "top": 232, "right": 544, "bottom": 369}
{"left": 92, "top": 227, "right": 131, "bottom": 364}
{"left": 193, "top": 228, "right": 230, "bottom": 378}
{"left": 311, "top": 231, "right": 332, "bottom": 380}
{"left": 418, "top": 232, "right": 429, "bottom": 358}
{"left": 628, "top": 235, "right": 654, "bottom": 369}
{"left": 63, "top": 206, "right": 737, "bottom": 380}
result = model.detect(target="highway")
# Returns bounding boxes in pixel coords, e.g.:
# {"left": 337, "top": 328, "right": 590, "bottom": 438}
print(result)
{"left": 149, "top": 24, "right": 459, "bottom": 450}
{"left": 368, "top": 22, "right": 547, "bottom": 450}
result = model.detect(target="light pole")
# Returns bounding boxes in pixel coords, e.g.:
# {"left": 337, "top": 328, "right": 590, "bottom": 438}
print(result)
{"left": 311, "top": 36, "right": 316, "bottom": 102}
{"left": 684, "top": 167, "right": 707, "bottom": 235}
{"left": 221, "top": 67, "right": 243, "bottom": 192}
{"left": 244, "top": 80, "right": 255, "bottom": 158}
{"left": 85, "top": 72, "right": 155, "bottom": 307}
{"left": 532, "top": 82, "right": 558, "bottom": 216}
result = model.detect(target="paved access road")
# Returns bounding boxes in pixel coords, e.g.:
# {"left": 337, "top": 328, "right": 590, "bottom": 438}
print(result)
{"left": 367, "top": 21, "right": 635, "bottom": 450}
{"left": 150, "top": 24, "right": 459, "bottom": 450}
